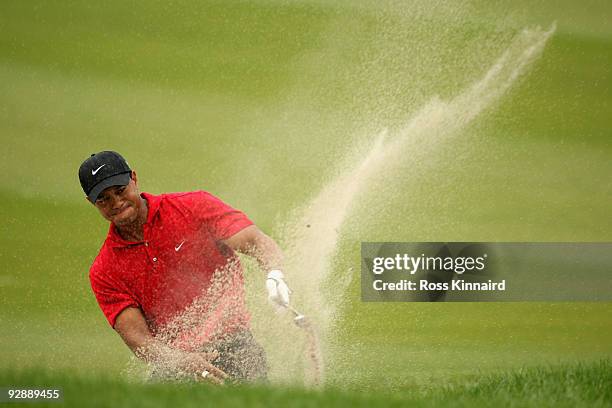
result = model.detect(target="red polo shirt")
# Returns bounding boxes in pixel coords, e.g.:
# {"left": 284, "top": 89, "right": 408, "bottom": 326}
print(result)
{"left": 89, "top": 191, "right": 253, "bottom": 350}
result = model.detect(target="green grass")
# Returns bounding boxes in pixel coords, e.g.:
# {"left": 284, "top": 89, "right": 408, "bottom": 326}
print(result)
{"left": 1, "top": 360, "right": 609, "bottom": 407}
{"left": 432, "top": 359, "right": 612, "bottom": 407}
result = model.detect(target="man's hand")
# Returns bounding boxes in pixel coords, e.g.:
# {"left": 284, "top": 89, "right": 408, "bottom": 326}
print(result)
{"left": 266, "top": 269, "right": 291, "bottom": 308}
{"left": 148, "top": 347, "right": 228, "bottom": 384}
{"left": 114, "top": 307, "right": 228, "bottom": 384}
{"left": 178, "top": 350, "right": 228, "bottom": 385}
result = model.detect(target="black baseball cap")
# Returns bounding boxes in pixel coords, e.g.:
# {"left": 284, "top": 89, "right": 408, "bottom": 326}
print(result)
{"left": 79, "top": 151, "right": 132, "bottom": 202}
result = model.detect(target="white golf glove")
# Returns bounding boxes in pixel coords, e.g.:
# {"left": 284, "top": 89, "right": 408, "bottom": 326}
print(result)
{"left": 266, "top": 269, "right": 291, "bottom": 309}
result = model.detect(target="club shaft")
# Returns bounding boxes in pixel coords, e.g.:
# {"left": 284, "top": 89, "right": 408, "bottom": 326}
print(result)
{"left": 287, "top": 305, "right": 303, "bottom": 317}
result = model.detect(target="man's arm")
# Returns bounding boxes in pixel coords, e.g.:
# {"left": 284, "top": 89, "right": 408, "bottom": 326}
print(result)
{"left": 222, "top": 225, "right": 283, "bottom": 271}
{"left": 222, "top": 225, "right": 291, "bottom": 308}
{"left": 114, "top": 307, "right": 227, "bottom": 383}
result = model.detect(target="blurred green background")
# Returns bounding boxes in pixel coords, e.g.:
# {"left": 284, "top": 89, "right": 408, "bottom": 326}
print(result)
{"left": 1, "top": 0, "right": 610, "bottom": 392}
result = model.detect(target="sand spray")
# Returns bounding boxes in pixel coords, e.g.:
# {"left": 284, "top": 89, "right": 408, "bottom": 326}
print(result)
{"left": 248, "top": 24, "right": 555, "bottom": 386}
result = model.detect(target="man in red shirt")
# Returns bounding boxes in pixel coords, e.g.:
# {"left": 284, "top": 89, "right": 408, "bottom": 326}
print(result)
{"left": 79, "top": 151, "right": 291, "bottom": 384}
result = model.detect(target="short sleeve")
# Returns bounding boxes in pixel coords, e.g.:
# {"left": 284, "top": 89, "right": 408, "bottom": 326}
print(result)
{"left": 188, "top": 191, "right": 254, "bottom": 240}
{"left": 90, "top": 265, "right": 139, "bottom": 328}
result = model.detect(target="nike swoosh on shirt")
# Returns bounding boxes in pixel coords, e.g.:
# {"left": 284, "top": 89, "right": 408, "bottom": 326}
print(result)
{"left": 91, "top": 164, "right": 106, "bottom": 175}
{"left": 175, "top": 240, "right": 186, "bottom": 251}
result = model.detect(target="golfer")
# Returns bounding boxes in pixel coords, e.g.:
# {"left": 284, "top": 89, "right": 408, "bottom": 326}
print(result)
{"left": 78, "top": 151, "right": 291, "bottom": 384}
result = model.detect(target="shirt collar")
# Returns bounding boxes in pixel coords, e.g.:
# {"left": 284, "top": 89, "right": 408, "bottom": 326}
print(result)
{"left": 141, "top": 192, "right": 161, "bottom": 224}
{"left": 106, "top": 192, "right": 161, "bottom": 248}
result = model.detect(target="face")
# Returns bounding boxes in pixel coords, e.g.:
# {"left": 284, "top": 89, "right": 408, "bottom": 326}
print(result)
{"left": 92, "top": 172, "right": 145, "bottom": 227}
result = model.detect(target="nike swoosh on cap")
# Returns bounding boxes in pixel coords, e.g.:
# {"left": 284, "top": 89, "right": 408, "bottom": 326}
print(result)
{"left": 92, "top": 164, "right": 106, "bottom": 175}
